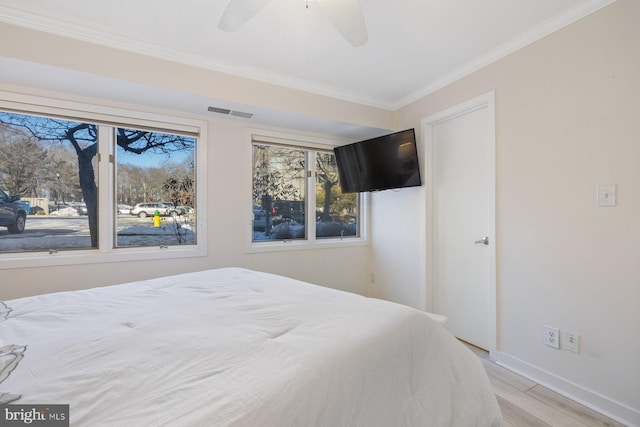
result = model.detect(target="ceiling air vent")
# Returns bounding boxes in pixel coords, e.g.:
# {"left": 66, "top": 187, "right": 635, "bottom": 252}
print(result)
{"left": 207, "top": 106, "right": 231, "bottom": 114}
{"left": 229, "top": 110, "right": 253, "bottom": 119}
{"left": 207, "top": 106, "right": 253, "bottom": 119}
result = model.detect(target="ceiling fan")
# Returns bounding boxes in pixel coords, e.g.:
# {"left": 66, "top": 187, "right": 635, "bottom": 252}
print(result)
{"left": 218, "top": 0, "right": 368, "bottom": 47}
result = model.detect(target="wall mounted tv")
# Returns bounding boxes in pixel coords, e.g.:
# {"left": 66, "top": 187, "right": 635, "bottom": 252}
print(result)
{"left": 334, "top": 128, "right": 421, "bottom": 193}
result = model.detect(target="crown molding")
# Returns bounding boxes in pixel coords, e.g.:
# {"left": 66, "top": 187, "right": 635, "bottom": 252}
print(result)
{"left": 0, "top": 5, "right": 394, "bottom": 110}
{"left": 393, "top": 0, "right": 617, "bottom": 109}
{"left": 0, "top": 0, "right": 616, "bottom": 112}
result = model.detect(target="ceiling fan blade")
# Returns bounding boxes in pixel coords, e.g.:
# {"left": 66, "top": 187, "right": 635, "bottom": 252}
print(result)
{"left": 317, "top": 0, "right": 368, "bottom": 47}
{"left": 218, "top": 0, "right": 271, "bottom": 32}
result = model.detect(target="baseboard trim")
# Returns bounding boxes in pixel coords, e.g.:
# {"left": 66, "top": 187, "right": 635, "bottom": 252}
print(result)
{"left": 496, "top": 351, "right": 639, "bottom": 427}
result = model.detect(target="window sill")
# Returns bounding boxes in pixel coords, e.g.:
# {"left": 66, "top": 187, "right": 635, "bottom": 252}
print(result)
{"left": 0, "top": 245, "right": 207, "bottom": 271}
{"left": 246, "top": 237, "right": 368, "bottom": 254}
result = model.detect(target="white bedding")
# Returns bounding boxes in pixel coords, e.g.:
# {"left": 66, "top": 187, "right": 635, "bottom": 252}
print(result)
{"left": 1, "top": 267, "right": 501, "bottom": 426}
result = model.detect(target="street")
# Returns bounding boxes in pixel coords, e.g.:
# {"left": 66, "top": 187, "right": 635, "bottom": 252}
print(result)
{"left": 0, "top": 214, "right": 195, "bottom": 251}
{"left": 0, "top": 215, "right": 149, "bottom": 237}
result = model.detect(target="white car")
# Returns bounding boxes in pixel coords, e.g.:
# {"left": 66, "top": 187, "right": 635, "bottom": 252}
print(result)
{"left": 117, "top": 204, "right": 131, "bottom": 215}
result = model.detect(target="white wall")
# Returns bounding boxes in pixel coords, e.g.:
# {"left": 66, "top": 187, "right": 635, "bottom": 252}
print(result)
{"left": 368, "top": 187, "right": 425, "bottom": 308}
{"left": 0, "top": 23, "right": 393, "bottom": 133}
{"left": 0, "top": 19, "right": 382, "bottom": 301}
{"left": 0, "top": 97, "right": 370, "bottom": 301}
{"left": 371, "top": 1, "right": 640, "bottom": 424}
{"left": 204, "top": 119, "right": 371, "bottom": 296}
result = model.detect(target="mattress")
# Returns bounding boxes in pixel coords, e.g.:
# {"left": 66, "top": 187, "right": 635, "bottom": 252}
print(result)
{"left": 0, "top": 267, "right": 501, "bottom": 426}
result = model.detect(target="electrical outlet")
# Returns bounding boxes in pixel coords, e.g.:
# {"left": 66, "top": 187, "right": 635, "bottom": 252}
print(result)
{"left": 544, "top": 326, "right": 560, "bottom": 349}
{"left": 564, "top": 331, "right": 580, "bottom": 353}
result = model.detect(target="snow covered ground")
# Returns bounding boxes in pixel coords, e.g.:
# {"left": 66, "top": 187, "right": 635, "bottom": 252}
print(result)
{"left": 0, "top": 219, "right": 194, "bottom": 252}
{"left": 116, "top": 223, "right": 195, "bottom": 246}
{"left": 49, "top": 207, "right": 80, "bottom": 217}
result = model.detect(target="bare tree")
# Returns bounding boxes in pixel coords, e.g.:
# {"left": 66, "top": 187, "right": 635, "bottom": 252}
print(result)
{"left": 0, "top": 131, "right": 51, "bottom": 197}
{"left": 163, "top": 176, "right": 194, "bottom": 207}
{"left": 252, "top": 144, "right": 305, "bottom": 235}
{"left": 315, "top": 152, "right": 340, "bottom": 222}
{"left": 252, "top": 144, "right": 304, "bottom": 203}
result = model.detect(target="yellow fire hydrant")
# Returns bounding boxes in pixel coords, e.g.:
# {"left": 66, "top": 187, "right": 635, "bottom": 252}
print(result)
{"left": 153, "top": 210, "right": 161, "bottom": 227}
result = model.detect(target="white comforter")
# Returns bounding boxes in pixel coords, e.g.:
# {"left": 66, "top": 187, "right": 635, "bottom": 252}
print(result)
{"left": 1, "top": 268, "right": 501, "bottom": 426}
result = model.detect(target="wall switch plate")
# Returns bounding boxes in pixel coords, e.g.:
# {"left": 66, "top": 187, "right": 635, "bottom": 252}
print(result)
{"left": 564, "top": 331, "right": 580, "bottom": 353}
{"left": 597, "top": 184, "right": 616, "bottom": 207}
{"left": 544, "top": 326, "right": 560, "bottom": 349}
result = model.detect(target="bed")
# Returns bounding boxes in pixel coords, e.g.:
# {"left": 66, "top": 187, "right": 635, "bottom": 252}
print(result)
{"left": 1, "top": 267, "right": 501, "bottom": 426}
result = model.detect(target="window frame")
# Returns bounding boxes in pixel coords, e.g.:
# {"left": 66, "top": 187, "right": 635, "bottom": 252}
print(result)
{"left": 0, "top": 90, "right": 208, "bottom": 270}
{"left": 247, "top": 129, "right": 369, "bottom": 253}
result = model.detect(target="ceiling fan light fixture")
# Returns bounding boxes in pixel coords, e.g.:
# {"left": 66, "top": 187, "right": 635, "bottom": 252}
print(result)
{"left": 218, "top": 0, "right": 368, "bottom": 47}
{"left": 218, "top": 0, "right": 270, "bottom": 32}
{"left": 317, "top": 0, "right": 368, "bottom": 47}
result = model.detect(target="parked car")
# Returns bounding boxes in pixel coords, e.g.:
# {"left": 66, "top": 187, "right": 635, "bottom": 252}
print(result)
{"left": 253, "top": 204, "right": 266, "bottom": 231}
{"left": 270, "top": 200, "right": 305, "bottom": 224}
{"left": 117, "top": 204, "right": 131, "bottom": 215}
{"left": 161, "top": 203, "right": 186, "bottom": 216}
{"left": 76, "top": 203, "right": 88, "bottom": 215}
{"left": 177, "top": 206, "right": 193, "bottom": 214}
{"left": 0, "top": 189, "right": 27, "bottom": 234}
{"left": 130, "top": 202, "right": 183, "bottom": 218}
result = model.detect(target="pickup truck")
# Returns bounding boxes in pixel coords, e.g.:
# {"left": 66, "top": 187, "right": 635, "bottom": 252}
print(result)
{"left": 0, "top": 189, "right": 27, "bottom": 234}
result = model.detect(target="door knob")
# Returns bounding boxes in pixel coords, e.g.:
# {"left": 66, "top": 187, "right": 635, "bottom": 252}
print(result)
{"left": 474, "top": 237, "right": 489, "bottom": 245}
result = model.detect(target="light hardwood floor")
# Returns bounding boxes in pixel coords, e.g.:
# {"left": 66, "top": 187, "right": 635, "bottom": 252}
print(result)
{"left": 464, "top": 343, "right": 627, "bottom": 427}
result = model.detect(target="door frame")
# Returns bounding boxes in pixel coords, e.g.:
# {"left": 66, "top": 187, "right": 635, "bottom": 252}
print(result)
{"left": 420, "top": 91, "right": 497, "bottom": 360}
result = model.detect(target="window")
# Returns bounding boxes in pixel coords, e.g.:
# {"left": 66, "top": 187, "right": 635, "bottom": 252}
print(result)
{"left": 115, "top": 127, "right": 197, "bottom": 248}
{"left": 315, "top": 152, "right": 359, "bottom": 239}
{"left": 0, "top": 94, "right": 205, "bottom": 264}
{"left": 0, "top": 112, "right": 99, "bottom": 252}
{"left": 252, "top": 137, "right": 361, "bottom": 245}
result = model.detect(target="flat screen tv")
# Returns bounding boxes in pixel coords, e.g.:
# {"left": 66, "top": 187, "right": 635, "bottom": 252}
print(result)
{"left": 334, "top": 128, "right": 421, "bottom": 193}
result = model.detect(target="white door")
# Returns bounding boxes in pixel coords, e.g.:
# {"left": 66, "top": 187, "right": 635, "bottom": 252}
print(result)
{"left": 422, "top": 92, "right": 496, "bottom": 355}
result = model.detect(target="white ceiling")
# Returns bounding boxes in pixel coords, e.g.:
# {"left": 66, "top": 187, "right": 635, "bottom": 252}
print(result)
{"left": 0, "top": 0, "right": 614, "bottom": 111}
